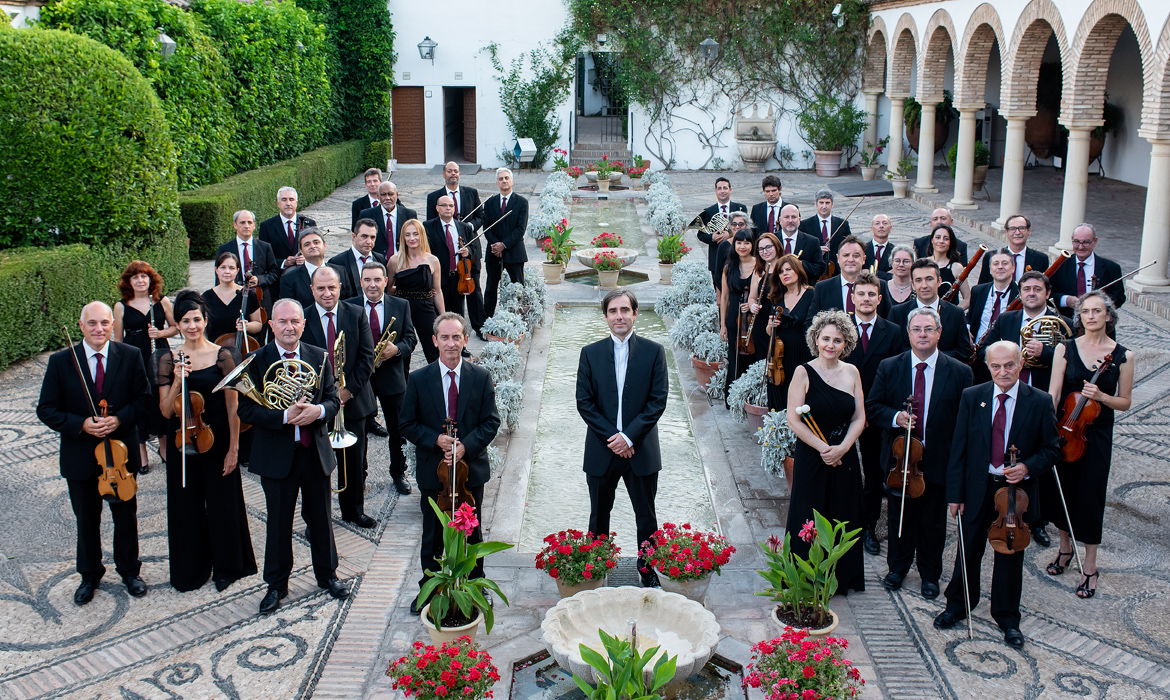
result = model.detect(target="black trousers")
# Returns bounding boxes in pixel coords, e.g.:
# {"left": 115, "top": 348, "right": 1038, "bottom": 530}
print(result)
{"left": 858, "top": 425, "right": 885, "bottom": 531}
{"left": 376, "top": 390, "right": 407, "bottom": 478}
{"left": 886, "top": 480, "right": 948, "bottom": 583}
{"left": 261, "top": 446, "right": 338, "bottom": 590}
{"left": 485, "top": 257, "right": 525, "bottom": 317}
{"left": 418, "top": 484, "right": 486, "bottom": 592}
{"left": 587, "top": 461, "right": 659, "bottom": 568}
{"left": 943, "top": 477, "right": 1026, "bottom": 630}
{"left": 67, "top": 474, "right": 141, "bottom": 582}
{"left": 442, "top": 273, "right": 486, "bottom": 332}
{"left": 335, "top": 415, "right": 369, "bottom": 521}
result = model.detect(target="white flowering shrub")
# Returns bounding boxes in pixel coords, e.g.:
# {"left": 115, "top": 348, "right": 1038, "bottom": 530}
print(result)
{"left": 668, "top": 303, "right": 720, "bottom": 351}
{"left": 757, "top": 410, "right": 797, "bottom": 475}
{"left": 654, "top": 259, "right": 717, "bottom": 319}
{"left": 692, "top": 330, "right": 727, "bottom": 363}
{"left": 728, "top": 359, "right": 768, "bottom": 422}
{"left": 475, "top": 341, "right": 521, "bottom": 384}
{"left": 495, "top": 380, "right": 524, "bottom": 432}
{"left": 482, "top": 310, "right": 527, "bottom": 341}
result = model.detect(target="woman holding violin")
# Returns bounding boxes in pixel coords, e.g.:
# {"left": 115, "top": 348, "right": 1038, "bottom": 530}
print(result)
{"left": 720, "top": 227, "right": 762, "bottom": 400}
{"left": 761, "top": 253, "right": 814, "bottom": 411}
{"left": 157, "top": 291, "right": 256, "bottom": 593}
{"left": 929, "top": 225, "right": 970, "bottom": 309}
{"left": 1045, "top": 291, "right": 1133, "bottom": 599}
{"left": 391, "top": 218, "right": 445, "bottom": 365}
{"left": 747, "top": 231, "right": 783, "bottom": 350}
{"left": 202, "top": 252, "right": 263, "bottom": 345}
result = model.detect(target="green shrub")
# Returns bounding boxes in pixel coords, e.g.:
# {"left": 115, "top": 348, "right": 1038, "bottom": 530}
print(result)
{"left": 947, "top": 141, "right": 990, "bottom": 179}
{"left": 179, "top": 140, "right": 365, "bottom": 258}
{"left": 366, "top": 140, "right": 392, "bottom": 170}
{"left": 0, "top": 25, "right": 180, "bottom": 249}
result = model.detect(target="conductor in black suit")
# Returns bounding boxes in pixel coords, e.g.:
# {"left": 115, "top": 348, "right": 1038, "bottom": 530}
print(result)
{"left": 258, "top": 186, "right": 313, "bottom": 272}
{"left": 351, "top": 168, "right": 383, "bottom": 231}
{"left": 217, "top": 210, "right": 279, "bottom": 314}
{"left": 864, "top": 214, "right": 895, "bottom": 275}
{"left": 37, "top": 301, "right": 152, "bottom": 605}
{"left": 327, "top": 219, "right": 385, "bottom": 301}
{"left": 235, "top": 298, "right": 350, "bottom": 615}
{"left": 799, "top": 189, "right": 852, "bottom": 262}
{"left": 1051, "top": 223, "right": 1125, "bottom": 313}
{"left": 775, "top": 204, "right": 827, "bottom": 282}
{"left": 400, "top": 312, "right": 500, "bottom": 613}
{"left": 698, "top": 177, "right": 747, "bottom": 283}
{"left": 483, "top": 167, "right": 529, "bottom": 317}
{"left": 361, "top": 181, "right": 418, "bottom": 259}
{"left": 866, "top": 307, "right": 973, "bottom": 599}
{"left": 934, "top": 341, "right": 1060, "bottom": 649}
{"left": 303, "top": 266, "right": 377, "bottom": 527}
{"left": 425, "top": 195, "right": 483, "bottom": 337}
{"left": 889, "top": 259, "right": 973, "bottom": 362}
{"left": 426, "top": 162, "right": 484, "bottom": 233}
{"left": 279, "top": 227, "right": 342, "bottom": 311}
{"left": 749, "top": 175, "right": 785, "bottom": 237}
{"left": 576, "top": 290, "right": 669, "bottom": 588}
{"left": 914, "top": 208, "right": 969, "bottom": 265}
{"left": 977, "top": 214, "right": 1047, "bottom": 285}
{"left": 808, "top": 236, "right": 892, "bottom": 320}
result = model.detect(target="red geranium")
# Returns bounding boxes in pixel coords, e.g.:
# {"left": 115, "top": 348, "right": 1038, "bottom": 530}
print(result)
{"left": 638, "top": 523, "right": 735, "bottom": 582}
{"left": 742, "top": 628, "right": 863, "bottom": 700}
{"left": 535, "top": 529, "right": 620, "bottom": 586}
{"left": 388, "top": 636, "right": 500, "bottom": 700}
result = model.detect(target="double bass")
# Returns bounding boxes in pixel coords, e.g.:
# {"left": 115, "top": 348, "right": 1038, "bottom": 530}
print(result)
{"left": 437, "top": 418, "right": 475, "bottom": 516}
{"left": 1058, "top": 353, "right": 1113, "bottom": 463}
{"left": 988, "top": 446, "right": 1030, "bottom": 554}
{"left": 887, "top": 396, "right": 925, "bottom": 538}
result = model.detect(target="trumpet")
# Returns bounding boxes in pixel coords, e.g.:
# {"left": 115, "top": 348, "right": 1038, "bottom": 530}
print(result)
{"left": 1020, "top": 314, "right": 1072, "bottom": 367}
{"left": 372, "top": 317, "right": 398, "bottom": 368}
{"left": 329, "top": 332, "right": 357, "bottom": 494}
{"left": 213, "top": 353, "right": 322, "bottom": 411}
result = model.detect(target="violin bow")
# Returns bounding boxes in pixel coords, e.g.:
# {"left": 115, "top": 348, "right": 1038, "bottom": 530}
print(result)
{"left": 461, "top": 210, "right": 513, "bottom": 251}
{"left": 829, "top": 197, "right": 865, "bottom": 241}
{"left": 1049, "top": 465, "right": 1084, "bottom": 575}
{"left": 955, "top": 513, "right": 973, "bottom": 638}
{"left": 179, "top": 351, "right": 187, "bottom": 489}
{"left": 1094, "top": 260, "right": 1158, "bottom": 292}
{"left": 61, "top": 326, "right": 99, "bottom": 418}
{"left": 898, "top": 397, "right": 914, "bottom": 539}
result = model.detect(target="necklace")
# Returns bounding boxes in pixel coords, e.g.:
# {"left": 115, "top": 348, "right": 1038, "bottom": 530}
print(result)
{"left": 890, "top": 279, "right": 911, "bottom": 292}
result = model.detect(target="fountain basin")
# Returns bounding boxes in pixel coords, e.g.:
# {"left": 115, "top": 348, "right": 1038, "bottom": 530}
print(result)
{"left": 576, "top": 247, "right": 639, "bottom": 268}
{"left": 541, "top": 586, "right": 720, "bottom": 686}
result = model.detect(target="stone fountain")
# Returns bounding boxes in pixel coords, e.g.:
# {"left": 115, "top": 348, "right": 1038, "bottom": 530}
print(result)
{"left": 575, "top": 247, "right": 640, "bottom": 268}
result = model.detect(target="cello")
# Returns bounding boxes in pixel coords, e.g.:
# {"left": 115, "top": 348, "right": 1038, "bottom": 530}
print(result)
{"left": 887, "top": 396, "right": 925, "bottom": 538}
{"left": 988, "top": 446, "right": 1030, "bottom": 554}
{"left": 1058, "top": 352, "right": 1113, "bottom": 463}
{"left": 214, "top": 288, "right": 260, "bottom": 354}
{"left": 437, "top": 418, "right": 476, "bottom": 516}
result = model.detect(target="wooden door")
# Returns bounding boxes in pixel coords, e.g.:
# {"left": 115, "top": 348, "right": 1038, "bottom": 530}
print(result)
{"left": 462, "top": 88, "right": 476, "bottom": 162}
{"left": 391, "top": 86, "right": 425, "bottom": 164}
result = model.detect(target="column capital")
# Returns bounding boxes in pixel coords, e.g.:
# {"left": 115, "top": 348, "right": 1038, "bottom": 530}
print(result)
{"left": 862, "top": 89, "right": 884, "bottom": 96}
{"left": 1000, "top": 110, "right": 1037, "bottom": 121}
{"left": 954, "top": 103, "right": 985, "bottom": 114}
{"left": 1058, "top": 120, "right": 1102, "bottom": 132}
{"left": 1141, "top": 132, "right": 1170, "bottom": 146}
{"left": 916, "top": 96, "right": 944, "bottom": 107}
{"left": 886, "top": 93, "right": 910, "bottom": 101}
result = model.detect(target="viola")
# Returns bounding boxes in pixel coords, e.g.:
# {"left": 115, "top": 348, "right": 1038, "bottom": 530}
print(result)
{"left": 887, "top": 396, "right": 925, "bottom": 538}
{"left": 765, "top": 309, "right": 785, "bottom": 385}
{"left": 95, "top": 399, "right": 137, "bottom": 503}
{"left": 437, "top": 419, "right": 476, "bottom": 516}
{"left": 1058, "top": 352, "right": 1113, "bottom": 463}
{"left": 820, "top": 260, "right": 838, "bottom": 282}
{"left": 172, "top": 352, "right": 215, "bottom": 456}
{"left": 737, "top": 309, "right": 756, "bottom": 355}
{"left": 988, "top": 446, "right": 1030, "bottom": 554}
{"left": 456, "top": 237, "right": 476, "bottom": 296}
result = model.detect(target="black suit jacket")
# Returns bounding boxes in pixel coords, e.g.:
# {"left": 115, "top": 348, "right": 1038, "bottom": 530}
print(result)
{"left": 807, "top": 275, "right": 892, "bottom": 321}
{"left": 775, "top": 231, "right": 826, "bottom": 281}
{"left": 977, "top": 247, "right": 1047, "bottom": 285}
{"left": 799, "top": 215, "right": 851, "bottom": 261}
{"left": 278, "top": 263, "right": 344, "bottom": 310}
{"left": 362, "top": 203, "right": 419, "bottom": 258}
{"left": 966, "top": 282, "right": 1019, "bottom": 337}
{"left": 352, "top": 193, "right": 380, "bottom": 231}
{"left": 399, "top": 361, "right": 500, "bottom": 490}
{"left": 236, "top": 342, "right": 340, "bottom": 477}
{"left": 37, "top": 342, "right": 152, "bottom": 478}
{"left": 343, "top": 294, "right": 416, "bottom": 396}
{"left": 1050, "top": 254, "right": 1125, "bottom": 311}
{"left": 328, "top": 249, "right": 386, "bottom": 302}
{"left": 426, "top": 187, "right": 483, "bottom": 232}
{"left": 864, "top": 239, "right": 894, "bottom": 274}
{"left": 914, "top": 233, "right": 969, "bottom": 265}
{"left": 865, "top": 351, "right": 974, "bottom": 483}
{"left": 576, "top": 334, "right": 668, "bottom": 477}
{"left": 302, "top": 302, "right": 376, "bottom": 420}
{"left": 888, "top": 299, "right": 973, "bottom": 362}
{"left": 424, "top": 218, "right": 480, "bottom": 277}
{"left": 698, "top": 202, "right": 747, "bottom": 272}
{"left": 844, "top": 314, "right": 905, "bottom": 395}
{"left": 259, "top": 213, "right": 313, "bottom": 264}
{"left": 217, "top": 238, "right": 279, "bottom": 298}
{"left": 749, "top": 200, "right": 786, "bottom": 237}
{"left": 975, "top": 309, "right": 1072, "bottom": 392}
{"left": 947, "top": 381, "right": 1060, "bottom": 523}
{"left": 484, "top": 193, "right": 529, "bottom": 265}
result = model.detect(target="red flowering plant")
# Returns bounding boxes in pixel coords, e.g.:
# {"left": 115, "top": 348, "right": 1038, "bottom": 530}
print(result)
{"left": 742, "top": 627, "right": 864, "bottom": 700}
{"left": 543, "top": 217, "right": 578, "bottom": 265}
{"left": 627, "top": 164, "right": 649, "bottom": 178}
{"left": 590, "top": 154, "right": 618, "bottom": 178}
{"left": 552, "top": 147, "right": 569, "bottom": 171}
{"left": 420, "top": 500, "right": 513, "bottom": 632}
{"left": 535, "top": 529, "right": 620, "bottom": 586}
{"left": 638, "top": 522, "right": 736, "bottom": 582}
{"left": 591, "top": 232, "right": 623, "bottom": 248}
{"left": 756, "top": 510, "right": 860, "bottom": 630}
{"left": 387, "top": 635, "right": 501, "bottom": 700}
{"left": 566, "top": 165, "right": 584, "bottom": 178}
{"left": 592, "top": 250, "right": 623, "bottom": 272}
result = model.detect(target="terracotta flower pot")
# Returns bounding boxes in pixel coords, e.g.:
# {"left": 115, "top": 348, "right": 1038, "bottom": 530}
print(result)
{"left": 659, "top": 574, "right": 713, "bottom": 606}
{"left": 485, "top": 333, "right": 523, "bottom": 348}
{"left": 890, "top": 177, "right": 910, "bottom": 199}
{"left": 421, "top": 604, "right": 481, "bottom": 645}
{"left": 771, "top": 605, "right": 839, "bottom": 637}
{"left": 972, "top": 164, "right": 989, "bottom": 191}
{"left": 597, "top": 269, "right": 620, "bottom": 289}
{"left": 784, "top": 456, "right": 794, "bottom": 493}
{"left": 813, "top": 150, "right": 843, "bottom": 177}
{"left": 543, "top": 261, "right": 563, "bottom": 285}
{"left": 556, "top": 575, "right": 607, "bottom": 599}
{"left": 691, "top": 355, "right": 723, "bottom": 387}
{"left": 860, "top": 166, "right": 879, "bottom": 181}
{"left": 658, "top": 262, "right": 673, "bottom": 284}
{"left": 597, "top": 177, "right": 611, "bottom": 193}
{"left": 744, "top": 401, "right": 768, "bottom": 435}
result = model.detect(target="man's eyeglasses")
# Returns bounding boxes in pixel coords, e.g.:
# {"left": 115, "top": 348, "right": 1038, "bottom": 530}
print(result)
{"left": 1006, "top": 225, "right": 1029, "bottom": 232}
{"left": 1071, "top": 239, "right": 1095, "bottom": 247}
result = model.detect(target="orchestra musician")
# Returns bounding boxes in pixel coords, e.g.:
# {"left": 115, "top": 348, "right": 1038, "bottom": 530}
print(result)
{"left": 699, "top": 177, "right": 747, "bottom": 286}
{"left": 749, "top": 175, "right": 786, "bottom": 237}
{"left": 865, "top": 308, "right": 973, "bottom": 599}
{"left": 37, "top": 301, "right": 152, "bottom": 604}
{"left": 889, "top": 259, "right": 973, "bottom": 362}
{"left": 927, "top": 225, "right": 970, "bottom": 309}
{"left": 720, "top": 227, "right": 763, "bottom": 399}
{"left": 967, "top": 248, "right": 1019, "bottom": 367}
{"left": 483, "top": 168, "right": 529, "bottom": 319}
{"left": 258, "top": 187, "right": 313, "bottom": 273}
{"left": 202, "top": 252, "right": 263, "bottom": 342}
{"left": 913, "top": 208, "right": 969, "bottom": 265}
{"left": 799, "top": 189, "right": 852, "bottom": 262}
{"left": 328, "top": 218, "right": 386, "bottom": 301}
{"left": 424, "top": 195, "right": 482, "bottom": 348}
{"left": 884, "top": 246, "right": 916, "bottom": 305}
{"left": 935, "top": 341, "right": 1060, "bottom": 649}
{"left": 351, "top": 168, "right": 383, "bottom": 231}
{"left": 761, "top": 253, "right": 814, "bottom": 411}
{"left": 157, "top": 291, "right": 256, "bottom": 593}
{"left": 362, "top": 181, "right": 418, "bottom": 260}
{"left": 808, "top": 235, "right": 892, "bottom": 319}
{"left": 1050, "top": 223, "right": 1126, "bottom": 314}
{"left": 977, "top": 214, "right": 1047, "bottom": 285}
{"left": 400, "top": 312, "right": 500, "bottom": 613}
{"left": 1044, "top": 291, "right": 1133, "bottom": 599}
{"left": 278, "top": 227, "right": 341, "bottom": 310}
{"left": 776, "top": 204, "right": 826, "bottom": 280}
{"left": 390, "top": 218, "right": 445, "bottom": 366}
{"left": 426, "top": 161, "right": 484, "bottom": 232}
{"left": 217, "top": 210, "right": 278, "bottom": 315}
{"left": 747, "top": 231, "right": 783, "bottom": 362}
{"left": 237, "top": 298, "right": 349, "bottom": 615}
{"left": 975, "top": 271, "right": 1070, "bottom": 393}
{"left": 864, "top": 215, "right": 894, "bottom": 276}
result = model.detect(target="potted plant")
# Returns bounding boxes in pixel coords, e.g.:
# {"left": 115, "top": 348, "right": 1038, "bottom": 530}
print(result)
{"left": 542, "top": 217, "right": 578, "bottom": 284}
{"left": 756, "top": 410, "right": 797, "bottom": 493}
{"left": 627, "top": 155, "right": 649, "bottom": 190}
{"left": 904, "top": 90, "right": 955, "bottom": 155}
{"left": 756, "top": 511, "right": 860, "bottom": 636}
{"left": 494, "top": 380, "right": 524, "bottom": 432}
{"left": 482, "top": 310, "right": 527, "bottom": 346}
{"left": 946, "top": 141, "right": 990, "bottom": 191}
{"left": 419, "top": 500, "right": 513, "bottom": 644}
{"left": 690, "top": 330, "right": 726, "bottom": 388}
{"left": 387, "top": 636, "right": 501, "bottom": 700}
{"left": 572, "top": 628, "right": 678, "bottom": 700}
{"left": 742, "top": 629, "right": 864, "bottom": 700}
{"left": 592, "top": 231, "right": 623, "bottom": 248}
{"left": 566, "top": 165, "right": 584, "bottom": 181}
{"left": 638, "top": 522, "right": 735, "bottom": 605}
{"left": 592, "top": 250, "right": 623, "bottom": 289}
{"left": 536, "top": 529, "right": 620, "bottom": 598}
{"left": 796, "top": 92, "right": 867, "bottom": 177}
{"left": 552, "top": 147, "right": 570, "bottom": 171}
{"left": 655, "top": 231, "right": 691, "bottom": 284}
{"left": 858, "top": 136, "right": 889, "bottom": 181}
{"left": 885, "top": 153, "right": 915, "bottom": 198}
{"left": 729, "top": 359, "right": 769, "bottom": 433}
{"left": 589, "top": 155, "right": 621, "bottom": 192}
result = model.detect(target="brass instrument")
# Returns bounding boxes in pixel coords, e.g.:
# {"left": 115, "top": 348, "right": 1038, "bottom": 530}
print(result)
{"left": 329, "top": 331, "right": 357, "bottom": 494}
{"left": 371, "top": 316, "right": 399, "bottom": 368}
{"left": 212, "top": 352, "right": 322, "bottom": 411}
{"left": 687, "top": 211, "right": 730, "bottom": 238}
{"left": 1020, "top": 315, "right": 1072, "bottom": 367}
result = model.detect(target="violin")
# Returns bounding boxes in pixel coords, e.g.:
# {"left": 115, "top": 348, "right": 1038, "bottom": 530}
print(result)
{"left": 456, "top": 236, "right": 476, "bottom": 296}
{"left": 95, "top": 399, "right": 137, "bottom": 503}
{"left": 1058, "top": 352, "right": 1113, "bottom": 463}
{"left": 887, "top": 396, "right": 925, "bottom": 537}
{"left": 172, "top": 352, "right": 215, "bottom": 456}
{"left": 765, "top": 309, "right": 785, "bottom": 385}
{"left": 737, "top": 309, "right": 756, "bottom": 355}
{"left": 437, "top": 418, "right": 476, "bottom": 516}
{"left": 988, "top": 446, "right": 1030, "bottom": 554}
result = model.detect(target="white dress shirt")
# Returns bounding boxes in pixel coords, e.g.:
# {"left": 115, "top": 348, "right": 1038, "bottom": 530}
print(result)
{"left": 781, "top": 233, "right": 799, "bottom": 255}
{"left": 366, "top": 295, "right": 385, "bottom": 329}
{"left": 1062, "top": 254, "right": 1096, "bottom": 307}
{"left": 235, "top": 237, "right": 253, "bottom": 268}
{"left": 315, "top": 303, "right": 338, "bottom": 348}
{"left": 446, "top": 188, "right": 461, "bottom": 215}
{"left": 916, "top": 297, "right": 940, "bottom": 312}
{"left": 977, "top": 283, "right": 1012, "bottom": 340}
{"left": 384, "top": 205, "right": 398, "bottom": 251}
{"left": 892, "top": 349, "right": 938, "bottom": 443}
{"left": 612, "top": 333, "right": 633, "bottom": 447}
{"left": 441, "top": 219, "right": 459, "bottom": 255}
{"left": 279, "top": 214, "right": 299, "bottom": 268}
{"left": 818, "top": 216, "right": 832, "bottom": 242}
{"left": 83, "top": 340, "right": 110, "bottom": 384}
{"left": 351, "top": 246, "right": 370, "bottom": 269}
{"left": 988, "top": 381, "right": 1020, "bottom": 476}
{"left": 1008, "top": 248, "right": 1027, "bottom": 284}
{"left": 304, "top": 260, "right": 320, "bottom": 283}
{"left": 840, "top": 276, "right": 856, "bottom": 310}
{"left": 441, "top": 359, "right": 463, "bottom": 416}
{"left": 278, "top": 343, "right": 327, "bottom": 440}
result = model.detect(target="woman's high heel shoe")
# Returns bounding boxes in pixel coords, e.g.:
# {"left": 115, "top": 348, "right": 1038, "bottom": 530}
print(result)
{"left": 1076, "top": 570, "right": 1099, "bottom": 599}
{"left": 1046, "top": 551, "right": 1073, "bottom": 576}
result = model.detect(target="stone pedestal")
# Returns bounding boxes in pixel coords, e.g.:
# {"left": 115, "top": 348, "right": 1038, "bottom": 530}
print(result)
{"left": 1133, "top": 138, "right": 1170, "bottom": 288}
{"left": 914, "top": 102, "right": 939, "bottom": 193}
{"left": 887, "top": 96, "right": 906, "bottom": 177}
{"left": 996, "top": 112, "right": 1034, "bottom": 227}
{"left": 1058, "top": 126, "right": 1095, "bottom": 251}
{"left": 863, "top": 91, "right": 881, "bottom": 155}
{"left": 948, "top": 107, "right": 980, "bottom": 210}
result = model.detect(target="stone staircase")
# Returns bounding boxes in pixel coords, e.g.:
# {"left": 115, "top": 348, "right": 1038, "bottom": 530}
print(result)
{"left": 570, "top": 144, "right": 632, "bottom": 167}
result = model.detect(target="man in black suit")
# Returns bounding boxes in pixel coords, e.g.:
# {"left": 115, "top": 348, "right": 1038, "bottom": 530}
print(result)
{"left": 346, "top": 261, "right": 418, "bottom": 495}
{"left": 1051, "top": 223, "right": 1125, "bottom": 313}
{"left": 426, "top": 162, "right": 484, "bottom": 233}
{"left": 483, "top": 167, "right": 529, "bottom": 317}
{"left": 800, "top": 189, "right": 852, "bottom": 262}
{"left": 258, "top": 186, "right": 314, "bottom": 273}
{"left": 237, "top": 299, "right": 349, "bottom": 615}
{"left": 808, "top": 236, "right": 892, "bottom": 320}
{"left": 749, "top": 175, "right": 785, "bottom": 237}
{"left": 351, "top": 168, "right": 382, "bottom": 231}
{"left": 425, "top": 195, "right": 483, "bottom": 341}
{"left": 399, "top": 312, "right": 500, "bottom": 613}
{"left": 698, "top": 177, "right": 747, "bottom": 283}
{"left": 866, "top": 307, "right": 974, "bottom": 599}
{"left": 977, "top": 214, "right": 1047, "bottom": 285}
{"left": 217, "top": 210, "right": 279, "bottom": 313}
{"left": 844, "top": 272, "right": 905, "bottom": 555}
{"left": 968, "top": 249, "right": 1019, "bottom": 341}
{"left": 303, "top": 266, "right": 377, "bottom": 527}
{"left": 278, "top": 228, "right": 341, "bottom": 310}
{"left": 361, "top": 181, "right": 418, "bottom": 259}
{"left": 975, "top": 271, "right": 1070, "bottom": 393}
{"left": 576, "top": 290, "right": 669, "bottom": 588}
{"left": 328, "top": 219, "right": 385, "bottom": 301}
{"left": 775, "top": 204, "right": 826, "bottom": 280}
{"left": 914, "top": 208, "right": 969, "bottom": 265}
{"left": 889, "top": 259, "right": 973, "bottom": 362}
{"left": 37, "top": 301, "right": 152, "bottom": 605}
{"left": 935, "top": 341, "right": 1060, "bottom": 648}
{"left": 865, "top": 214, "right": 895, "bottom": 275}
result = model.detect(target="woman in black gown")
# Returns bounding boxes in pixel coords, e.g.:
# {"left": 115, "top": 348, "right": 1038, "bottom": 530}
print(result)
{"left": 748, "top": 231, "right": 782, "bottom": 352}
{"left": 390, "top": 218, "right": 445, "bottom": 366}
{"left": 202, "top": 252, "right": 263, "bottom": 343}
{"left": 929, "top": 225, "right": 968, "bottom": 309}
{"left": 114, "top": 260, "right": 178, "bottom": 472}
{"left": 785, "top": 309, "right": 866, "bottom": 593}
{"left": 760, "top": 253, "right": 814, "bottom": 410}
{"left": 720, "top": 228, "right": 761, "bottom": 398}
{"left": 157, "top": 291, "right": 257, "bottom": 593}
{"left": 1045, "top": 291, "right": 1133, "bottom": 599}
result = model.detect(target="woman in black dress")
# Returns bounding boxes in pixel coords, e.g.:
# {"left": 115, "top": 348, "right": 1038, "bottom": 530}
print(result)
{"left": 202, "top": 252, "right": 263, "bottom": 344}
{"left": 157, "top": 291, "right": 257, "bottom": 593}
{"left": 748, "top": 231, "right": 782, "bottom": 352}
{"left": 761, "top": 253, "right": 814, "bottom": 410}
{"left": 885, "top": 246, "right": 916, "bottom": 305}
{"left": 929, "top": 225, "right": 968, "bottom": 308}
{"left": 114, "top": 260, "right": 178, "bottom": 472}
{"left": 1045, "top": 291, "right": 1133, "bottom": 599}
{"left": 785, "top": 309, "right": 866, "bottom": 593}
{"left": 390, "top": 218, "right": 445, "bottom": 366}
{"left": 720, "top": 228, "right": 760, "bottom": 398}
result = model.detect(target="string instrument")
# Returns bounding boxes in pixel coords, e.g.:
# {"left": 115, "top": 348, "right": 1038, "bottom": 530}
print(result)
{"left": 765, "top": 309, "right": 785, "bottom": 385}
{"left": 1058, "top": 352, "right": 1113, "bottom": 463}
{"left": 437, "top": 418, "right": 475, "bottom": 516}
{"left": 456, "top": 236, "right": 476, "bottom": 296}
{"left": 736, "top": 304, "right": 756, "bottom": 355}
{"left": 172, "top": 352, "right": 215, "bottom": 490}
{"left": 214, "top": 288, "right": 260, "bottom": 355}
{"left": 95, "top": 399, "right": 136, "bottom": 502}
{"left": 988, "top": 446, "right": 1030, "bottom": 554}
{"left": 1006, "top": 250, "right": 1072, "bottom": 312}
{"left": 942, "top": 244, "right": 989, "bottom": 304}
{"left": 244, "top": 258, "right": 264, "bottom": 303}
{"left": 887, "top": 396, "right": 925, "bottom": 538}
{"left": 817, "top": 198, "right": 864, "bottom": 282}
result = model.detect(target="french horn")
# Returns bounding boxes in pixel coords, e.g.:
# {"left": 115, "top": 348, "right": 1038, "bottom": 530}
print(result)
{"left": 1020, "top": 315, "right": 1073, "bottom": 367}
{"left": 213, "top": 352, "right": 322, "bottom": 410}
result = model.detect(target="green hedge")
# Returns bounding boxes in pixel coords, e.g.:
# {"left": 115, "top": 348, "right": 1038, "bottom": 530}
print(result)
{"left": 179, "top": 140, "right": 365, "bottom": 258}
{"left": 365, "top": 140, "right": 392, "bottom": 170}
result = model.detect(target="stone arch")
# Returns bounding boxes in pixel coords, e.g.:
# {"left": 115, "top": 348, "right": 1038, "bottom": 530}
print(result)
{"left": 865, "top": 22, "right": 889, "bottom": 93}
{"left": 956, "top": 5, "right": 1008, "bottom": 107}
{"left": 919, "top": 10, "right": 959, "bottom": 102}
{"left": 1139, "top": 9, "right": 1170, "bottom": 134}
{"left": 1003, "top": 0, "right": 1070, "bottom": 114}
{"left": 1063, "top": 0, "right": 1154, "bottom": 126}
{"left": 889, "top": 14, "right": 920, "bottom": 96}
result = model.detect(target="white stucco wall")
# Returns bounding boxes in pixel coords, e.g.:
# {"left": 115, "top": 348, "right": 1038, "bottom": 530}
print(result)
{"left": 2, "top": 3, "right": 38, "bottom": 28}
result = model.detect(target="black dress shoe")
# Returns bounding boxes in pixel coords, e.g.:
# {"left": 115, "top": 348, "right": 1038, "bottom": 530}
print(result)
{"left": 139, "top": 463, "right": 150, "bottom": 476}
{"left": 1003, "top": 628, "right": 1025, "bottom": 648}
{"left": 344, "top": 514, "right": 377, "bottom": 528}
{"left": 1033, "top": 526, "right": 1051, "bottom": 548}
{"left": 409, "top": 596, "right": 426, "bottom": 615}
{"left": 475, "top": 330, "right": 487, "bottom": 342}
{"left": 921, "top": 581, "right": 940, "bottom": 600}
{"left": 319, "top": 578, "right": 351, "bottom": 599}
{"left": 367, "top": 419, "right": 389, "bottom": 437}
{"left": 123, "top": 576, "right": 148, "bottom": 598}
{"left": 933, "top": 609, "right": 964, "bottom": 629}
{"left": 258, "top": 588, "right": 286, "bottom": 615}
{"left": 74, "top": 579, "right": 98, "bottom": 606}
{"left": 640, "top": 569, "right": 661, "bottom": 588}
{"left": 392, "top": 474, "right": 413, "bottom": 495}
{"left": 863, "top": 529, "right": 881, "bottom": 555}
{"left": 882, "top": 572, "right": 904, "bottom": 591}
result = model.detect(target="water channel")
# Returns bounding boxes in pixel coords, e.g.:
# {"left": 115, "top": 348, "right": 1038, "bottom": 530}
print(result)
{"left": 564, "top": 198, "right": 646, "bottom": 287}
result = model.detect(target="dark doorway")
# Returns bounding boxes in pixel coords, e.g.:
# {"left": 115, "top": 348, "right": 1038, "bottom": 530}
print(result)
{"left": 443, "top": 87, "right": 476, "bottom": 163}
{"left": 391, "top": 86, "right": 425, "bottom": 164}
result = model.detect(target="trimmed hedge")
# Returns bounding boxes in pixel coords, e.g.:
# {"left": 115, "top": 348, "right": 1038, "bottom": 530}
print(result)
{"left": 366, "top": 140, "right": 392, "bottom": 170}
{"left": 179, "top": 140, "right": 365, "bottom": 258}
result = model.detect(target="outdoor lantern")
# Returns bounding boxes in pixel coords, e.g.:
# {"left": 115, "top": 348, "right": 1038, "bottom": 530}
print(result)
{"left": 700, "top": 36, "right": 719, "bottom": 61}
{"left": 296, "top": 40, "right": 305, "bottom": 53}
{"left": 157, "top": 27, "right": 176, "bottom": 59}
{"left": 513, "top": 139, "right": 537, "bottom": 164}
{"left": 417, "top": 36, "right": 437, "bottom": 64}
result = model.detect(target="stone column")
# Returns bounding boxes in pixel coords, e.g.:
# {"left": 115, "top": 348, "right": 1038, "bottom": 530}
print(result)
{"left": 1058, "top": 126, "right": 1094, "bottom": 250}
{"left": 863, "top": 91, "right": 881, "bottom": 154}
{"left": 948, "top": 107, "right": 980, "bottom": 209}
{"left": 914, "top": 101, "right": 938, "bottom": 193}
{"left": 1132, "top": 138, "right": 1170, "bottom": 289}
{"left": 995, "top": 112, "right": 1035, "bottom": 227}
{"left": 887, "top": 96, "right": 906, "bottom": 173}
